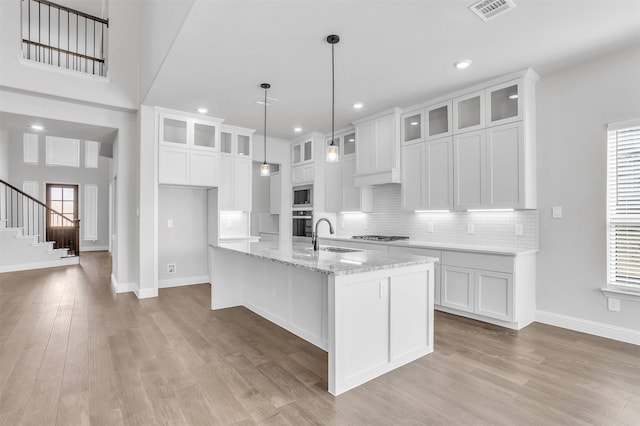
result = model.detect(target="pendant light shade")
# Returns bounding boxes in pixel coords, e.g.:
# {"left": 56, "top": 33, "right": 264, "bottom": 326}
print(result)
{"left": 260, "top": 83, "right": 271, "bottom": 177}
{"left": 326, "top": 34, "right": 340, "bottom": 163}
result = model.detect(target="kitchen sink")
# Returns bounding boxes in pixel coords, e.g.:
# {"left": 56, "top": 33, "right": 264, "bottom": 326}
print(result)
{"left": 321, "top": 246, "right": 362, "bottom": 253}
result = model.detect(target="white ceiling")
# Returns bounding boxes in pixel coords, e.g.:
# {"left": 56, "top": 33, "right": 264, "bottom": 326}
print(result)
{"left": 143, "top": 0, "right": 640, "bottom": 140}
{"left": 0, "top": 112, "right": 118, "bottom": 144}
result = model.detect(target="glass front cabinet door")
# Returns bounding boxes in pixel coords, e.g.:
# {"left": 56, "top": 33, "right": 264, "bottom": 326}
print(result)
{"left": 401, "top": 110, "right": 424, "bottom": 144}
{"left": 425, "top": 100, "right": 452, "bottom": 140}
{"left": 486, "top": 80, "right": 523, "bottom": 127}
{"left": 453, "top": 90, "right": 485, "bottom": 134}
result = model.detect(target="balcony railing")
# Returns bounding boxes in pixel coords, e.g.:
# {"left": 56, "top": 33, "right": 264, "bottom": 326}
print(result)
{"left": 21, "top": 0, "right": 109, "bottom": 77}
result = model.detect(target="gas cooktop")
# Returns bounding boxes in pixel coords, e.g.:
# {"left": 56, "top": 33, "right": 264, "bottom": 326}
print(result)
{"left": 351, "top": 235, "right": 410, "bottom": 242}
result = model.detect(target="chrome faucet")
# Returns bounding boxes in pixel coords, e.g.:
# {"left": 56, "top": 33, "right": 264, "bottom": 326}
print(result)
{"left": 312, "top": 218, "right": 335, "bottom": 251}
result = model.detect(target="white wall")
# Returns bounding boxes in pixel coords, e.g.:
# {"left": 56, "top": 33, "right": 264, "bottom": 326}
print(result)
{"left": 252, "top": 134, "right": 292, "bottom": 242}
{"left": 158, "top": 186, "right": 208, "bottom": 284}
{"left": 0, "top": 0, "right": 139, "bottom": 110}
{"left": 0, "top": 130, "right": 9, "bottom": 180}
{"left": 536, "top": 43, "right": 640, "bottom": 332}
{"left": 138, "top": 0, "right": 195, "bottom": 103}
{"left": 6, "top": 132, "right": 111, "bottom": 250}
{"left": 0, "top": 88, "right": 139, "bottom": 291}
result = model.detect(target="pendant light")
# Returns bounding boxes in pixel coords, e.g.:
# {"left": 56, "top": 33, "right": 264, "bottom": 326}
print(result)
{"left": 326, "top": 34, "right": 340, "bottom": 163}
{"left": 260, "top": 83, "right": 271, "bottom": 177}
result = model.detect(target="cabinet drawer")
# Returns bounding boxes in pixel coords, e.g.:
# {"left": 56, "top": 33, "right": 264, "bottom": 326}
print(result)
{"left": 441, "top": 250, "right": 513, "bottom": 273}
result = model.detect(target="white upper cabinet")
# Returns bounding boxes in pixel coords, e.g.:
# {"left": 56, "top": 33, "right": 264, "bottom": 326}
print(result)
{"left": 453, "top": 90, "right": 485, "bottom": 134}
{"left": 401, "top": 69, "right": 538, "bottom": 210}
{"left": 292, "top": 139, "right": 313, "bottom": 165}
{"left": 158, "top": 111, "right": 223, "bottom": 187}
{"left": 324, "top": 128, "right": 372, "bottom": 213}
{"left": 402, "top": 137, "right": 453, "bottom": 211}
{"left": 453, "top": 130, "right": 486, "bottom": 209}
{"left": 353, "top": 107, "right": 402, "bottom": 186}
{"left": 220, "top": 125, "right": 253, "bottom": 157}
{"left": 425, "top": 100, "right": 452, "bottom": 140}
{"left": 486, "top": 79, "right": 522, "bottom": 127}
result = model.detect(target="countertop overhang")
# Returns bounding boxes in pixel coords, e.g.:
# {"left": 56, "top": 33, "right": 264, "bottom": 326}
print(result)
{"left": 211, "top": 242, "right": 438, "bottom": 276}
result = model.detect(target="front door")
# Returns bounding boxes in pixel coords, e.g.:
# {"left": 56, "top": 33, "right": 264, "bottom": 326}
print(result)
{"left": 46, "top": 183, "right": 78, "bottom": 254}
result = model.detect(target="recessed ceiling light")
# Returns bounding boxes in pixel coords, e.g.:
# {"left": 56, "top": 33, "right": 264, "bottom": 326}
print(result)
{"left": 31, "top": 124, "right": 44, "bottom": 130}
{"left": 353, "top": 102, "right": 364, "bottom": 109}
{"left": 197, "top": 107, "right": 208, "bottom": 114}
{"left": 410, "top": 121, "right": 419, "bottom": 126}
{"left": 348, "top": 138, "right": 355, "bottom": 142}
{"left": 294, "top": 127, "right": 302, "bottom": 132}
{"left": 454, "top": 59, "right": 472, "bottom": 69}
{"left": 508, "top": 94, "right": 519, "bottom": 100}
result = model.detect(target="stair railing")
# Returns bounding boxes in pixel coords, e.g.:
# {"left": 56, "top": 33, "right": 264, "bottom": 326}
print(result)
{"left": 0, "top": 179, "right": 80, "bottom": 256}
{"left": 21, "top": 0, "right": 109, "bottom": 76}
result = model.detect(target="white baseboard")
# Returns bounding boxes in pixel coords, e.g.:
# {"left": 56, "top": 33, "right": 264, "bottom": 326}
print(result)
{"left": 158, "top": 275, "right": 210, "bottom": 289}
{"left": 135, "top": 287, "right": 158, "bottom": 299}
{"left": 81, "top": 246, "right": 109, "bottom": 252}
{"left": 110, "top": 273, "right": 134, "bottom": 293}
{"left": 536, "top": 310, "right": 640, "bottom": 346}
{"left": 0, "top": 256, "right": 79, "bottom": 273}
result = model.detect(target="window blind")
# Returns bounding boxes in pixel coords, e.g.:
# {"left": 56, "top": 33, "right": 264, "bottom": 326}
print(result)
{"left": 607, "top": 123, "right": 640, "bottom": 287}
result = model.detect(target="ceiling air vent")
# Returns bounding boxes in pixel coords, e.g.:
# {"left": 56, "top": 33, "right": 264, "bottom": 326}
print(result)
{"left": 255, "top": 96, "right": 278, "bottom": 106}
{"left": 469, "top": 0, "right": 516, "bottom": 21}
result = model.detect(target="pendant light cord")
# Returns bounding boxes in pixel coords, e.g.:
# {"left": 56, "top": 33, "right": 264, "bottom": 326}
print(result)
{"left": 263, "top": 87, "right": 268, "bottom": 164}
{"left": 331, "top": 41, "right": 335, "bottom": 147}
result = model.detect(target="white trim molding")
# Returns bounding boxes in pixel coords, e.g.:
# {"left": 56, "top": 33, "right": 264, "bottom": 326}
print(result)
{"left": 158, "top": 275, "right": 210, "bottom": 289}
{"left": 110, "top": 273, "right": 133, "bottom": 293}
{"left": 0, "top": 256, "right": 79, "bottom": 273}
{"left": 536, "top": 310, "right": 640, "bottom": 346}
{"left": 135, "top": 287, "right": 158, "bottom": 299}
{"left": 82, "top": 246, "right": 109, "bottom": 252}
{"left": 601, "top": 285, "right": 640, "bottom": 302}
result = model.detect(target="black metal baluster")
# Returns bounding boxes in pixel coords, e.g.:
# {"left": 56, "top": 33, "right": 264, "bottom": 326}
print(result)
{"left": 38, "top": 2, "right": 40, "bottom": 62}
{"left": 58, "top": 7, "right": 60, "bottom": 67}
{"left": 28, "top": 0, "right": 31, "bottom": 59}
{"left": 48, "top": 4, "right": 51, "bottom": 65}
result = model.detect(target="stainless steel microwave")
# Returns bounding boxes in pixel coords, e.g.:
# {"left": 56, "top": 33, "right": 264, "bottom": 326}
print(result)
{"left": 293, "top": 185, "right": 313, "bottom": 208}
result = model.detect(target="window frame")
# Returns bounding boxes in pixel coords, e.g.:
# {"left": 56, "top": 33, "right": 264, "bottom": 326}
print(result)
{"left": 602, "top": 119, "right": 640, "bottom": 302}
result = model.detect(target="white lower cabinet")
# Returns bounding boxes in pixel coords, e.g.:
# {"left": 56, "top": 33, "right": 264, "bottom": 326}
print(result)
{"left": 440, "top": 265, "right": 475, "bottom": 313}
{"left": 322, "top": 239, "right": 535, "bottom": 329}
{"left": 475, "top": 270, "right": 513, "bottom": 322}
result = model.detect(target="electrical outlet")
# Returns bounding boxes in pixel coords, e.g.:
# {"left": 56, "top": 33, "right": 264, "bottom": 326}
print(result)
{"left": 552, "top": 206, "right": 563, "bottom": 219}
{"left": 167, "top": 263, "right": 176, "bottom": 274}
{"left": 167, "top": 219, "right": 173, "bottom": 228}
{"left": 467, "top": 223, "right": 475, "bottom": 234}
{"left": 607, "top": 297, "right": 621, "bottom": 312}
{"left": 428, "top": 222, "right": 434, "bottom": 233}
{"left": 515, "top": 223, "right": 523, "bottom": 236}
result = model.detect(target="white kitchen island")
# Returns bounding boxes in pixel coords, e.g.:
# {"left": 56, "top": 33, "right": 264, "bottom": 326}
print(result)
{"left": 210, "top": 241, "right": 437, "bottom": 396}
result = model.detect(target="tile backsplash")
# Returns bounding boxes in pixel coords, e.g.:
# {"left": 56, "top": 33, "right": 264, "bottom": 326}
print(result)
{"left": 338, "top": 184, "right": 538, "bottom": 249}
{"left": 220, "top": 211, "right": 249, "bottom": 239}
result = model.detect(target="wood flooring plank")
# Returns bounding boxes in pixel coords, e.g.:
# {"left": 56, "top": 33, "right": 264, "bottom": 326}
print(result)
{"left": 1, "top": 252, "right": 638, "bottom": 426}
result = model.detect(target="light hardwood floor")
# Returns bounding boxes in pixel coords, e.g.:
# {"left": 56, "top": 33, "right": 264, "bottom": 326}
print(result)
{"left": 0, "top": 251, "right": 638, "bottom": 425}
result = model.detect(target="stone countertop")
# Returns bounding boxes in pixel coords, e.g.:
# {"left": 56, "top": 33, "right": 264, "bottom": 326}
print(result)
{"left": 318, "top": 235, "right": 538, "bottom": 256}
{"left": 211, "top": 241, "right": 438, "bottom": 276}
